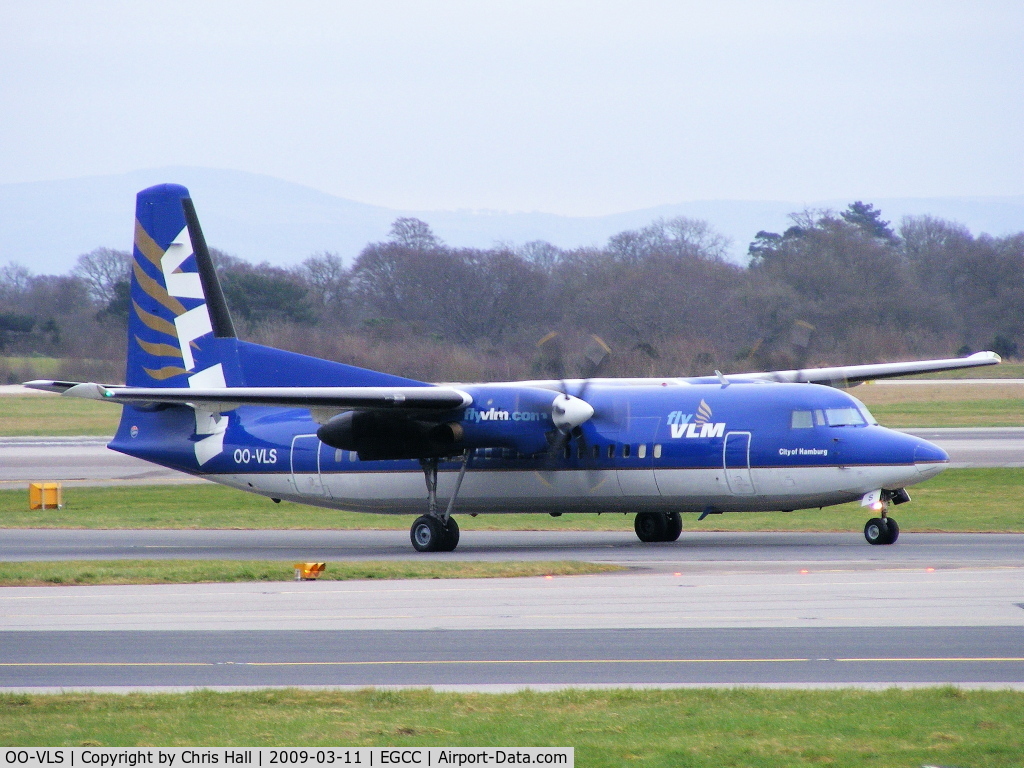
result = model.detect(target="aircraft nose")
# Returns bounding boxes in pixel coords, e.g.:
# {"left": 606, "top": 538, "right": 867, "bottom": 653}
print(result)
{"left": 913, "top": 437, "right": 949, "bottom": 478}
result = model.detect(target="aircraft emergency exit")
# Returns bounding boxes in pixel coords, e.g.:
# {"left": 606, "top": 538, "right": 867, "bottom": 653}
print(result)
{"left": 26, "top": 185, "right": 1000, "bottom": 552}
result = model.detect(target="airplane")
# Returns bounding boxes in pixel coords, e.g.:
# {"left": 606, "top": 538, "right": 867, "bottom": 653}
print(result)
{"left": 26, "top": 184, "right": 1001, "bottom": 552}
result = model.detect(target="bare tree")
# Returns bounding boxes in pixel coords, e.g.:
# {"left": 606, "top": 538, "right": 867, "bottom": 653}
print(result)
{"left": 388, "top": 218, "right": 443, "bottom": 250}
{"left": 73, "top": 248, "right": 131, "bottom": 305}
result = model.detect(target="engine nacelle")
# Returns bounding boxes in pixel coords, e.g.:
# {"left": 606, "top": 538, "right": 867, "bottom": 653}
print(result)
{"left": 317, "top": 411, "right": 464, "bottom": 461}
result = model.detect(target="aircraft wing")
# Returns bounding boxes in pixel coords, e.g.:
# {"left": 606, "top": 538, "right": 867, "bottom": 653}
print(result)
{"left": 23, "top": 380, "right": 473, "bottom": 412}
{"left": 745, "top": 351, "right": 1001, "bottom": 386}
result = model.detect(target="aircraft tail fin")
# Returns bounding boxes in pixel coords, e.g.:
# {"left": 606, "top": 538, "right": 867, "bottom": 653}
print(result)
{"left": 127, "top": 184, "right": 431, "bottom": 391}
{"left": 128, "top": 184, "right": 237, "bottom": 387}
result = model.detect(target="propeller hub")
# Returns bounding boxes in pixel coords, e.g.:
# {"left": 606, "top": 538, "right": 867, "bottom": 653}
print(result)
{"left": 551, "top": 393, "right": 594, "bottom": 433}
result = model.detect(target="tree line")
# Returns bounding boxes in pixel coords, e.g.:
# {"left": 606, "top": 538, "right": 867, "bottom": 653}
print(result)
{"left": 1, "top": 202, "right": 1021, "bottom": 384}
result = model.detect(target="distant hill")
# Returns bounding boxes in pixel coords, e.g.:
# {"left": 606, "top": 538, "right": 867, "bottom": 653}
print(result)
{"left": 2, "top": 167, "right": 1022, "bottom": 273}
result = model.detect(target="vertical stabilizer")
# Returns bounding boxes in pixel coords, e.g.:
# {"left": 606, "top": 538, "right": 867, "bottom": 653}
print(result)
{"left": 128, "top": 184, "right": 238, "bottom": 387}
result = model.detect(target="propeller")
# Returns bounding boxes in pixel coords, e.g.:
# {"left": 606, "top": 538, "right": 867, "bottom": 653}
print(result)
{"left": 535, "top": 332, "right": 613, "bottom": 487}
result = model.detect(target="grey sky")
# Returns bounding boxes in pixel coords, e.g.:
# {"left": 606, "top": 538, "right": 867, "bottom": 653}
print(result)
{"left": 1, "top": 1, "right": 1022, "bottom": 216}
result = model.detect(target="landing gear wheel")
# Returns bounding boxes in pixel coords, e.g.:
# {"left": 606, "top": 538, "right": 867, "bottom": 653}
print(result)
{"left": 411, "top": 515, "right": 442, "bottom": 552}
{"left": 635, "top": 512, "right": 668, "bottom": 543}
{"left": 883, "top": 517, "right": 899, "bottom": 545}
{"left": 437, "top": 516, "right": 460, "bottom": 552}
{"left": 663, "top": 512, "right": 683, "bottom": 542}
{"left": 864, "top": 517, "right": 886, "bottom": 545}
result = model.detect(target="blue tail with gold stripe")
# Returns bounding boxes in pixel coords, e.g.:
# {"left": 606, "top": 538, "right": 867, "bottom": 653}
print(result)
{"left": 121, "top": 183, "right": 432, "bottom": 469}
{"left": 129, "top": 183, "right": 238, "bottom": 388}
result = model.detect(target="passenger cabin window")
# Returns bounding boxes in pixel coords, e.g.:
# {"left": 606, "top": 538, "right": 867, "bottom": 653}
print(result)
{"left": 607, "top": 444, "right": 615, "bottom": 459}
{"left": 653, "top": 444, "right": 662, "bottom": 459}
{"left": 825, "top": 407, "right": 866, "bottom": 427}
{"left": 623, "top": 444, "right": 631, "bottom": 458}
{"left": 791, "top": 410, "right": 814, "bottom": 429}
{"left": 638, "top": 444, "right": 647, "bottom": 459}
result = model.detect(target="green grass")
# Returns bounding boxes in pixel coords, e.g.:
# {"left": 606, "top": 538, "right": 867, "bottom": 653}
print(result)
{"left": 0, "top": 356, "right": 63, "bottom": 377}
{"left": 0, "top": 394, "right": 120, "bottom": 436}
{"left": 0, "top": 559, "right": 622, "bottom": 587}
{"left": 1, "top": 468, "right": 1021, "bottom": 533}
{"left": 871, "top": 399, "right": 1024, "bottom": 427}
{"left": 0, "top": 688, "right": 1021, "bottom": 765}
{"left": 895, "top": 361, "right": 1024, "bottom": 379}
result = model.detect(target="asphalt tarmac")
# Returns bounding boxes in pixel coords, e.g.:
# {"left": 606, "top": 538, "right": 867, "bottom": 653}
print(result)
{"left": 2, "top": 627, "right": 1021, "bottom": 691}
{"left": 1, "top": 532, "right": 1022, "bottom": 690}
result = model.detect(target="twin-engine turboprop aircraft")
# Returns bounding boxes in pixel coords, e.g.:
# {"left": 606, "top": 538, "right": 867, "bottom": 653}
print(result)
{"left": 27, "top": 185, "right": 1000, "bottom": 551}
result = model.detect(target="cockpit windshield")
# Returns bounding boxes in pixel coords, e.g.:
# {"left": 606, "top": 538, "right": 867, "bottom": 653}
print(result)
{"left": 824, "top": 407, "right": 865, "bottom": 426}
{"left": 848, "top": 394, "right": 879, "bottom": 425}
{"left": 791, "top": 396, "right": 877, "bottom": 429}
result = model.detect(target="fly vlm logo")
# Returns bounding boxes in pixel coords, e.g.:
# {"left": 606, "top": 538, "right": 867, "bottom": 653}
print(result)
{"left": 464, "top": 407, "right": 511, "bottom": 423}
{"left": 667, "top": 399, "right": 726, "bottom": 439}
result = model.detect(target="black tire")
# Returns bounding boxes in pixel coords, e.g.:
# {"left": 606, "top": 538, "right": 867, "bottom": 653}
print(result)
{"left": 635, "top": 512, "right": 668, "bottom": 543}
{"left": 437, "top": 516, "right": 460, "bottom": 552}
{"left": 864, "top": 517, "right": 886, "bottom": 545}
{"left": 411, "top": 515, "right": 442, "bottom": 552}
{"left": 663, "top": 512, "right": 683, "bottom": 542}
{"left": 883, "top": 517, "right": 899, "bottom": 545}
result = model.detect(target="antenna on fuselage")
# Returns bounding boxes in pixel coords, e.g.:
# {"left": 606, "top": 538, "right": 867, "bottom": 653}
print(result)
{"left": 714, "top": 370, "right": 730, "bottom": 388}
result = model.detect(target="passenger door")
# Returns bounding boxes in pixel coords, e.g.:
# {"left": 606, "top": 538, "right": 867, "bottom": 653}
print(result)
{"left": 290, "top": 434, "right": 327, "bottom": 498}
{"left": 723, "top": 431, "right": 756, "bottom": 495}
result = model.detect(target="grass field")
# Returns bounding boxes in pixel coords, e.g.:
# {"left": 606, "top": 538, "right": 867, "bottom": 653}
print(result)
{"left": 1, "top": 468, "right": 1021, "bottom": 533}
{"left": 0, "top": 688, "right": 1021, "bottom": 765}
{"left": 894, "top": 360, "right": 1024, "bottom": 379}
{"left": 0, "top": 559, "right": 621, "bottom": 587}
{"left": 0, "top": 394, "right": 120, "bottom": 436}
{"left": 868, "top": 399, "right": 1024, "bottom": 427}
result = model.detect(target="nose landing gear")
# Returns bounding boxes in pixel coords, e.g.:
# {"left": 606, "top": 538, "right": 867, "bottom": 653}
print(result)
{"left": 863, "top": 489, "right": 907, "bottom": 545}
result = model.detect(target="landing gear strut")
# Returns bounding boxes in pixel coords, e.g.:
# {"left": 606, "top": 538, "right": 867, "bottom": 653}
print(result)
{"left": 411, "top": 452, "right": 469, "bottom": 552}
{"left": 634, "top": 511, "right": 682, "bottom": 543}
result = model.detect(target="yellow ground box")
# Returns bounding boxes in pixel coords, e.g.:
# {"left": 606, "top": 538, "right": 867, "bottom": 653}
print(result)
{"left": 294, "top": 562, "right": 326, "bottom": 580}
{"left": 29, "top": 482, "right": 63, "bottom": 510}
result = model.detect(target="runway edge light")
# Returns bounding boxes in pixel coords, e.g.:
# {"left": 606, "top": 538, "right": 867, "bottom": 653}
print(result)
{"left": 294, "top": 562, "right": 326, "bottom": 580}
{"left": 29, "top": 482, "right": 62, "bottom": 510}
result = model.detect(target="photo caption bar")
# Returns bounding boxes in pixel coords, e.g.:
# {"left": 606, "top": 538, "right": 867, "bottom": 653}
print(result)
{"left": 2, "top": 749, "right": 573, "bottom": 768}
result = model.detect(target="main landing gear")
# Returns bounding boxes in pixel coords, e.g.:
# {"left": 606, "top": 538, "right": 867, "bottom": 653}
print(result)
{"left": 411, "top": 453, "right": 470, "bottom": 552}
{"left": 634, "top": 511, "right": 683, "bottom": 543}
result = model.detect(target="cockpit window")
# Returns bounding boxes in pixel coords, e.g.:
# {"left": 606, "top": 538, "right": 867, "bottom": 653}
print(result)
{"left": 848, "top": 395, "right": 879, "bottom": 425}
{"left": 825, "top": 407, "right": 866, "bottom": 427}
{"left": 791, "top": 410, "right": 814, "bottom": 429}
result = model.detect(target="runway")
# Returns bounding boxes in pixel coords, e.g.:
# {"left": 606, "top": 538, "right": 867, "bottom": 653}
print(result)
{"left": 2, "top": 627, "right": 1021, "bottom": 690}
{"left": 1, "top": 532, "right": 1022, "bottom": 690}
{"left": 2, "top": 428, "right": 1021, "bottom": 490}
{"left": 2, "top": 529, "right": 1023, "bottom": 569}
{"left": 0, "top": 436, "right": 200, "bottom": 487}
